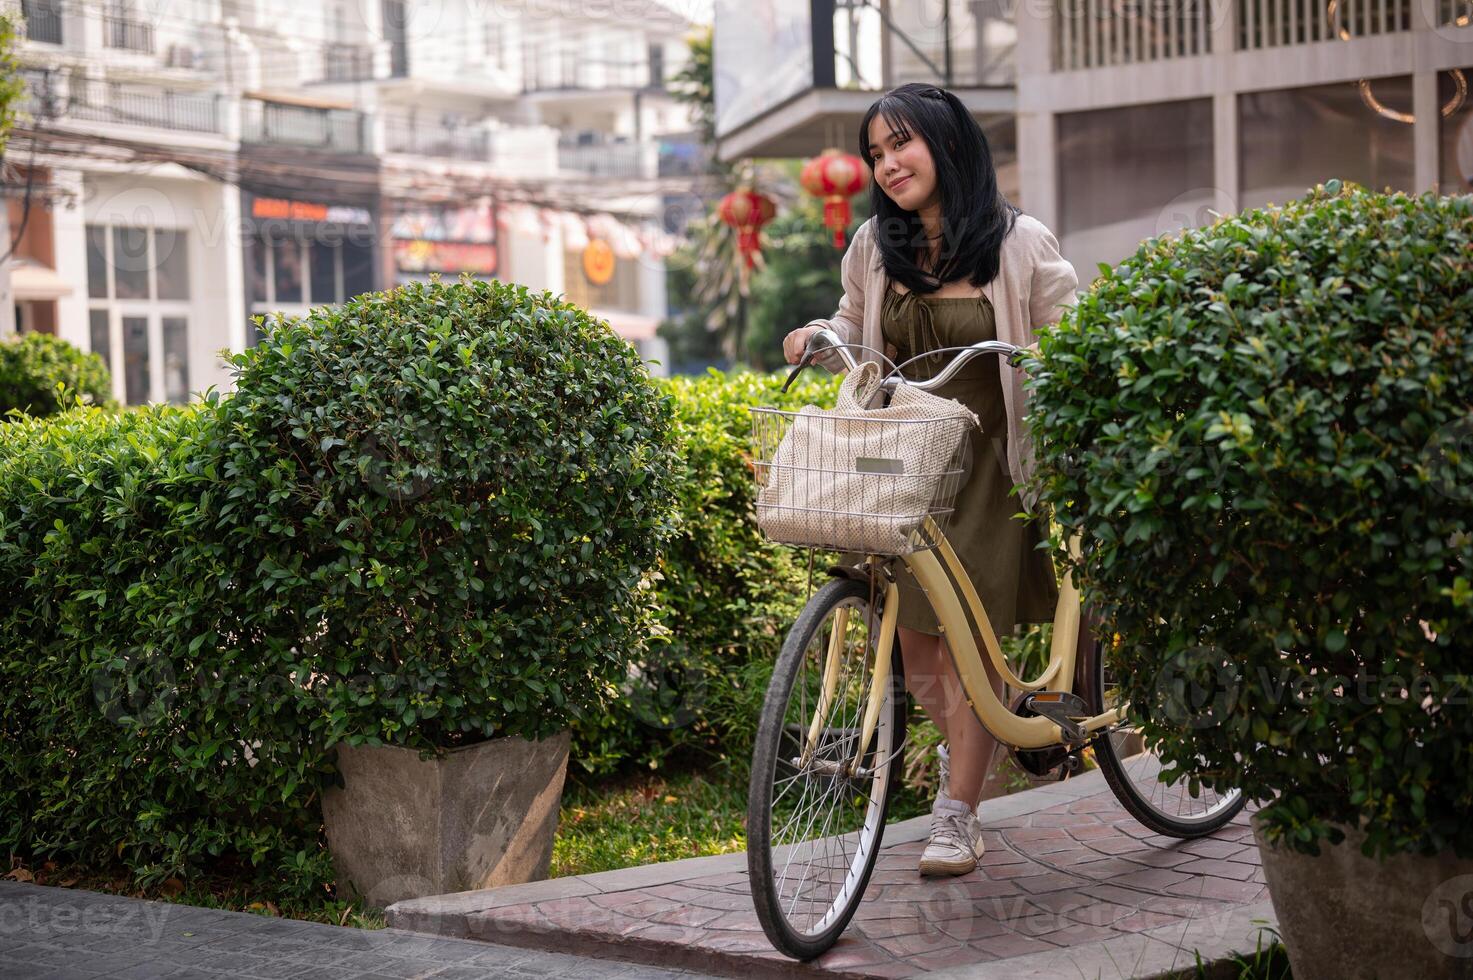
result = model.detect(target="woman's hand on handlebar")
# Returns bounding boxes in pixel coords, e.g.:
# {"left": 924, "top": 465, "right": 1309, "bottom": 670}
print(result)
{"left": 783, "top": 326, "right": 822, "bottom": 365}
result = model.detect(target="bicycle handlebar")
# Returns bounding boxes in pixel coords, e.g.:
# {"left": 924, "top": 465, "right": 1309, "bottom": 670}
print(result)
{"left": 782, "top": 327, "right": 1029, "bottom": 394}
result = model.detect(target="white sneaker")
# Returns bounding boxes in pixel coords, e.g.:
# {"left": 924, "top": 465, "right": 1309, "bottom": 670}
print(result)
{"left": 919, "top": 798, "right": 986, "bottom": 877}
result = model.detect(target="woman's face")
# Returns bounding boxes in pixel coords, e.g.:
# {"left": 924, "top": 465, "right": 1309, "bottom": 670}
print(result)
{"left": 867, "top": 114, "right": 939, "bottom": 213}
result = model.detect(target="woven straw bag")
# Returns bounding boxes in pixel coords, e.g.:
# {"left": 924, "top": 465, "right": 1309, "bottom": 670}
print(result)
{"left": 755, "top": 361, "right": 979, "bottom": 555}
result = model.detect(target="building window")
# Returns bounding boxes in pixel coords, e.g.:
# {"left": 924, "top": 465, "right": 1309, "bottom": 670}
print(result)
{"left": 382, "top": 0, "right": 408, "bottom": 77}
{"left": 88, "top": 309, "right": 110, "bottom": 367}
{"left": 1240, "top": 78, "right": 1415, "bottom": 212}
{"left": 273, "top": 239, "right": 304, "bottom": 303}
{"left": 122, "top": 315, "right": 150, "bottom": 405}
{"left": 154, "top": 228, "right": 190, "bottom": 300}
{"left": 86, "top": 226, "right": 108, "bottom": 298}
{"left": 85, "top": 222, "right": 193, "bottom": 405}
{"left": 112, "top": 226, "right": 150, "bottom": 300}
{"left": 1056, "top": 98, "right": 1214, "bottom": 283}
{"left": 162, "top": 316, "right": 189, "bottom": 404}
{"left": 248, "top": 233, "right": 376, "bottom": 309}
{"left": 1440, "top": 67, "right": 1473, "bottom": 194}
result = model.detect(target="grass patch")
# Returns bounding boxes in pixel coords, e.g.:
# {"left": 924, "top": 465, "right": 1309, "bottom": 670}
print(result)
{"left": 1, "top": 861, "right": 384, "bottom": 929}
{"left": 552, "top": 759, "right": 938, "bottom": 879}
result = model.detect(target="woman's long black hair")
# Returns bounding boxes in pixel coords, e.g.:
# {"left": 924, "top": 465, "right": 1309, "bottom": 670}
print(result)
{"left": 858, "top": 83, "right": 1018, "bottom": 295}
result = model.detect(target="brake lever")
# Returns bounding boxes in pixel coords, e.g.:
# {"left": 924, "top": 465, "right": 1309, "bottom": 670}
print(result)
{"left": 781, "top": 350, "right": 818, "bottom": 393}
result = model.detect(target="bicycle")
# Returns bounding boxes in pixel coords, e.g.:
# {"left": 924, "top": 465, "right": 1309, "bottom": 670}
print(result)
{"left": 745, "top": 329, "right": 1245, "bottom": 961}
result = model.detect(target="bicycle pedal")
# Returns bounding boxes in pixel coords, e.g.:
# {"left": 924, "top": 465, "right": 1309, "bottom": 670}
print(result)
{"left": 1020, "top": 691, "right": 1090, "bottom": 745}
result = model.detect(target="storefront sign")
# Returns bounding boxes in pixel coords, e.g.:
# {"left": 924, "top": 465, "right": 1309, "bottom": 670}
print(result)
{"left": 251, "top": 197, "right": 372, "bottom": 226}
{"left": 582, "top": 239, "right": 615, "bottom": 286}
{"left": 393, "top": 240, "right": 498, "bottom": 275}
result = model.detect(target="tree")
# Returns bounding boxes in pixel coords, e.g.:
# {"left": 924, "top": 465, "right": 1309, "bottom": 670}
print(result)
{"left": 0, "top": 15, "right": 21, "bottom": 157}
{"left": 661, "top": 28, "right": 863, "bottom": 372}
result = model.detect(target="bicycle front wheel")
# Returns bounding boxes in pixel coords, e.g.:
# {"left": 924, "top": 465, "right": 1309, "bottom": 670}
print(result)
{"left": 748, "top": 577, "right": 905, "bottom": 961}
{"left": 1090, "top": 637, "right": 1245, "bottom": 837}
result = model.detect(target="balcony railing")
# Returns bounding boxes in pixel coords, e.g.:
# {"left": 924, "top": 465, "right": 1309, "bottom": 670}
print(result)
{"left": 523, "top": 58, "right": 657, "bottom": 93}
{"left": 104, "top": 14, "right": 156, "bottom": 53}
{"left": 558, "top": 139, "right": 657, "bottom": 179}
{"left": 241, "top": 99, "right": 369, "bottom": 153}
{"left": 22, "top": 69, "right": 224, "bottom": 134}
{"left": 21, "top": 0, "right": 63, "bottom": 44}
{"left": 1239, "top": 0, "right": 1411, "bottom": 49}
{"left": 383, "top": 117, "right": 490, "bottom": 161}
{"left": 1055, "top": 0, "right": 1213, "bottom": 70}
{"left": 323, "top": 43, "right": 380, "bottom": 82}
{"left": 1053, "top": 0, "right": 1449, "bottom": 69}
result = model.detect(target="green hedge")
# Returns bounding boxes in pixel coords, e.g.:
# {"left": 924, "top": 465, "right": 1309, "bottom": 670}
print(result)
{"left": 1027, "top": 182, "right": 1473, "bottom": 859}
{"left": 0, "top": 279, "right": 677, "bottom": 896}
{"left": 571, "top": 370, "right": 836, "bottom": 773}
{"left": 0, "top": 333, "right": 113, "bottom": 418}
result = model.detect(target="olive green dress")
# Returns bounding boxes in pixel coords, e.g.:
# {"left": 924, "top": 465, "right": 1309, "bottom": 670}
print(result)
{"left": 875, "top": 287, "right": 1059, "bottom": 637}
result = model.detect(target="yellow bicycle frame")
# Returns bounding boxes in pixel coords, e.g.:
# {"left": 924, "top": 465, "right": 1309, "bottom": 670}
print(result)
{"left": 809, "top": 521, "right": 1129, "bottom": 773}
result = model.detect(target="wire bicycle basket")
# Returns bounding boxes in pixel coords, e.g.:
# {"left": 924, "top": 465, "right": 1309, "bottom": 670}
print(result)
{"left": 749, "top": 406, "right": 974, "bottom": 556}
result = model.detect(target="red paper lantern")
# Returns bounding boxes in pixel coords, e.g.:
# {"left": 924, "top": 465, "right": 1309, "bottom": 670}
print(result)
{"left": 717, "top": 188, "right": 777, "bottom": 279}
{"left": 800, "top": 147, "right": 868, "bottom": 249}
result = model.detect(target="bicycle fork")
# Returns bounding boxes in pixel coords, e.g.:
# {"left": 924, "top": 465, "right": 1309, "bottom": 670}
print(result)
{"left": 799, "top": 575, "right": 901, "bottom": 778}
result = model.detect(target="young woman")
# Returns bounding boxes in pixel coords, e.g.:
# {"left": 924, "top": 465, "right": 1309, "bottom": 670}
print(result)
{"left": 782, "top": 83, "right": 1079, "bottom": 877}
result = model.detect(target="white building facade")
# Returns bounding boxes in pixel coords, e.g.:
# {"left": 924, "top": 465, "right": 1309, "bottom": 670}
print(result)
{"left": 3, "top": 0, "right": 706, "bottom": 404}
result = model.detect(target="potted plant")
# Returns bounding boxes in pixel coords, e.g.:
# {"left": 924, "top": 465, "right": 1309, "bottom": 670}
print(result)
{"left": 1026, "top": 183, "right": 1473, "bottom": 980}
{"left": 222, "top": 277, "right": 680, "bottom": 907}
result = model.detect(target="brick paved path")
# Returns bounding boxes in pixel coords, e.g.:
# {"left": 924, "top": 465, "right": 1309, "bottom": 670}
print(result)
{"left": 390, "top": 769, "right": 1275, "bottom": 979}
{"left": 0, "top": 881, "right": 717, "bottom": 980}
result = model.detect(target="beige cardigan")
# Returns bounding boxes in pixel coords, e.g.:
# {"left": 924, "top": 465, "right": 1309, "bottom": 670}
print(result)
{"left": 802, "top": 214, "right": 1079, "bottom": 514}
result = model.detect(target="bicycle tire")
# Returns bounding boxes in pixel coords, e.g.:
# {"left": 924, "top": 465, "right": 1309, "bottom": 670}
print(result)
{"left": 1087, "top": 636, "right": 1246, "bottom": 837}
{"left": 747, "top": 577, "right": 906, "bottom": 961}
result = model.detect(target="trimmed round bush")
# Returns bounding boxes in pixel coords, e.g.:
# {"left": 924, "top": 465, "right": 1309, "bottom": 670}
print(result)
{"left": 0, "top": 277, "right": 679, "bottom": 896}
{"left": 0, "top": 332, "right": 112, "bottom": 418}
{"left": 1027, "top": 183, "right": 1473, "bottom": 859}
{"left": 219, "top": 277, "right": 680, "bottom": 749}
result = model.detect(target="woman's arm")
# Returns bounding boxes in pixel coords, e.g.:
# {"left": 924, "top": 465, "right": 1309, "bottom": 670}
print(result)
{"left": 784, "top": 222, "right": 870, "bottom": 371}
{"left": 1027, "top": 222, "right": 1079, "bottom": 345}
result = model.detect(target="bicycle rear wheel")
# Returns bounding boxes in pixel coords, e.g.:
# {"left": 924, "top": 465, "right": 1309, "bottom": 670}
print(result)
{"left": 748, "top": 577, "right": 906, "bottom": 961}
{"left": 1089, "top": 637, "right": 1245, "bottom": 837}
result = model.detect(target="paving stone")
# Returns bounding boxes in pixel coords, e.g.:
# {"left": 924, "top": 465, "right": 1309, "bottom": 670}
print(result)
{"left": 908, "top": 944, "right": 997, "bottom": 971}
{"left": 1163, "top": 877, "right": 1267, "bottom": 904}
{"left": 1081, "top": 835, "right": 1154, "bottom": 856}
{"left": 982, "top": 863, "right": 1052, "bottom": 880}
{"left": 1113, "top": 909, "right": 1189, "bottom": 933}
{"left": 1172, "top": 858, "right": 1258, "bottom": 881}
{"left": 871, "top": 932, "right": 962, "bottom": 958}
{"left": 1178, "top": 838, "right": 1246, "bottom": 860}
{"left": 1111, "top": 868, "right": 1194, "bottom": 891}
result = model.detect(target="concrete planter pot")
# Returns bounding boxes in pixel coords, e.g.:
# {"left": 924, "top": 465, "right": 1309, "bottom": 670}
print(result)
{"left": 1252, "top": 812, "right": 1473, "bottom": 980}
{"left": 323, "top": 730, "right": 571, "bottom": 907}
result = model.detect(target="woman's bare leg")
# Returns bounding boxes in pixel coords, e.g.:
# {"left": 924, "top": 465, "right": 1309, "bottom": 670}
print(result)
{"left": 899, "top": 626, "right": 1007, "bottom": 809}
